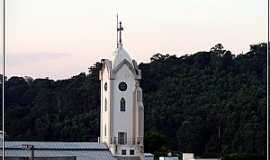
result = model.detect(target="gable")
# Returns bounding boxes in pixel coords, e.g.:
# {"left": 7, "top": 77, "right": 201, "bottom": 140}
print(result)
{"left": 114, "top": 63, "right": 135, "bottom": 80}
{"left": 112, "top": 59, "right": 136, "bottom": 75}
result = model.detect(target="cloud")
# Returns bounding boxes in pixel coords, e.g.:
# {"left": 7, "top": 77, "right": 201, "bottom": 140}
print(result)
{"left": 6, "top": 52, "right": 70, "bottom": 67}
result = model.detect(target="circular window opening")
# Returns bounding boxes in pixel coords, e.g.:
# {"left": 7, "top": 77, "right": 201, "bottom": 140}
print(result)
{"left": 118, "top": 82, "right": 127, "bottom": 91}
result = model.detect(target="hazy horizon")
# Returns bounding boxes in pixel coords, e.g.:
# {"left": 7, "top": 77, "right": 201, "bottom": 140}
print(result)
{"left": 0, "top": 0, "right": 267, "bottom": 80}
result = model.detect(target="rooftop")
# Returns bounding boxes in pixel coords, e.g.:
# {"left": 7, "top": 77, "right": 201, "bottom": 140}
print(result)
{"left": 4, "top": 141, "right": 107, "bottom": 150}
{"left": 1, "top": 141, "right": 116, "bottom": 160}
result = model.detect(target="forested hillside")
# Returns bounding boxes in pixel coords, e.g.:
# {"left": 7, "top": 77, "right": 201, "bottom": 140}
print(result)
{"left": 1, "top": 43, "right": 267, "bottom": 158}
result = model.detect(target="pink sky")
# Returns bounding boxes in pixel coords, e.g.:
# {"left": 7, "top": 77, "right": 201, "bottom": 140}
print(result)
{"left": 0, "top": 0, "right": 267, "bottom": 80}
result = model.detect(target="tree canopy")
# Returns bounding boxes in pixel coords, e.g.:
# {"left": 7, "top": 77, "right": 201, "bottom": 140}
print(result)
{"left": 0, "top": 43, "right": 267, "bottom": 159}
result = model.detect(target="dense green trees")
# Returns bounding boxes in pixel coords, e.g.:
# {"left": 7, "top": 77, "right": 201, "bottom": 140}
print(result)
{"left": 140, "top": 43, "right": 266, "bottom": 158}
{"left": 0, "top": 43, "right": 266, "bottom": 159}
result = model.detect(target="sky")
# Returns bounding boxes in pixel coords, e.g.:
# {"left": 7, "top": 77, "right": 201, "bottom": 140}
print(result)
{"left": 0, "top": 0, "right": 267, "bottom": 80}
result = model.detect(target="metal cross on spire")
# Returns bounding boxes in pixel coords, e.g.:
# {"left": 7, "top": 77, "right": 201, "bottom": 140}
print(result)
{"left": 116, "top": 14, "right": 124, "bottom": 48}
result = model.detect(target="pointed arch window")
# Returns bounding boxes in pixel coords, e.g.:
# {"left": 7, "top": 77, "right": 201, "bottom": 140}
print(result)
{"left": 104, "top": 98, "right": 107, "bottom": 112}
{"left": 104, "top": 82, "right": 107, "bottom": 91}
{"left": 120, "top": 98, "right": 126, "bottom": 111}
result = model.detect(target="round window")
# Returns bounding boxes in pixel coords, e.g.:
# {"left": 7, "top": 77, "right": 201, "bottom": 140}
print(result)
{"left": 118, "top": 82, "right": 127, "bottom": 91}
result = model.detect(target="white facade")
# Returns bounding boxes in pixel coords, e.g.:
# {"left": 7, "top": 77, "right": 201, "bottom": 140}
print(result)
{"left": 159, "top": 157, "right": 179, "bottom": 160}
{"left": 99, "top": 44, "right": 144, "bottom": 160}
{"left": 182, "top": 153, "right": 220, "bottom": 160}
{"left": 183, "top": 153, "right": 195, "bottom": 160}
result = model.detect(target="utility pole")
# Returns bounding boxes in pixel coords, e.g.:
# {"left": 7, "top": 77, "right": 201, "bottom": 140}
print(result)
{"left": 218, "top": 126, "right": 222, "bottom": 160}
{"left": 30, "top": 145, "right": 34, "bottom": 160}
{"left": 2, "top": 0, "right": 6, "bottom": 160}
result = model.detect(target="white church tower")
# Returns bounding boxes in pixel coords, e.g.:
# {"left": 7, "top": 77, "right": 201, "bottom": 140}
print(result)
{"left": 99, "top": 17, "right": 144, "bottom": 160}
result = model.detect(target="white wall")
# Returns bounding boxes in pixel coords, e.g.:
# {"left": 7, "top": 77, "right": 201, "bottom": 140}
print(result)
{"left": 100, "top": 65, "right": 111, "bottom": 144}
{"left": 191, "top": 159, "right": 220, "bottom": 160}
{"left": 100, "top": 60, "right": 143, "bottom": 157}
{"left": 159, "top": 157, "right": 179, "bottom": 160}
{"left": 183, "top": 153, "right": 220, "bottom": 160}
{"left": 112, "top": 64, "right": 135, "bottom": 140}
{"left": 183, "top": 153, "right": 194, "bottom": 160}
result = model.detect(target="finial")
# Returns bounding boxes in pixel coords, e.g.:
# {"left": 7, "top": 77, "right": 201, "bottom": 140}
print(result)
{"left": 116, "top": 15, "right": 124, "bottom": 48}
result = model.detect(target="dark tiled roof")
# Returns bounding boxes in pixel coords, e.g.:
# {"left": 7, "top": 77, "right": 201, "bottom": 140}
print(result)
{"left": 1, "top": 141, "right": 116, "bottom": 160}
{"left": 4, "top": 141, "right": 107, "bottom": 150}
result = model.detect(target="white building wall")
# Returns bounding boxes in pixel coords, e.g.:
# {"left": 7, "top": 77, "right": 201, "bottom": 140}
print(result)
{"left": 99, "top": 57, "right": 144, "bottom": 159}
{"left": 182, "top": 153, "right": 220, "bottom": 160}
{"left": 101, "top": 65, "right": 111, "bottom": 144}
{"left": 112, "top": 64, "right": 135, "bottom": 140}
{"left": 182, "top": 153, "right": 195, "bottom": 160}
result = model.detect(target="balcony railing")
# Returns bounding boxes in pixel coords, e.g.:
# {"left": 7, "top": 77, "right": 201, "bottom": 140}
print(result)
{"left": 111, "top": 137, "right": 143, "bottom": 145}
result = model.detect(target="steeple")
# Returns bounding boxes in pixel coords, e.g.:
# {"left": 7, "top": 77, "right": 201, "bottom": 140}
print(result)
{"left": 99, "top": 17, "right": 144, "bottom": 159}
{"left": 113, "top": 15, "right": 132, "bottom": 69}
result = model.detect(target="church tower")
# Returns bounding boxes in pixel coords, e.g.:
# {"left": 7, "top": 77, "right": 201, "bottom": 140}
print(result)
{"left": 99, "top": 17, "right": 144, "bottom": 160}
